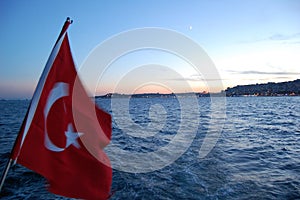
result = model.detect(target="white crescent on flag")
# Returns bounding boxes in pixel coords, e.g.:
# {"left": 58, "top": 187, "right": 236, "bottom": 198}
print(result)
{"left": 44, "top": 82, "right": 83, "bottom": 152}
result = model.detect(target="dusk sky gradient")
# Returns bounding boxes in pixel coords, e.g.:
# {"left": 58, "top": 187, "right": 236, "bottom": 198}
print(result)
{"left": 0, "top": 0, "right": 299, "bottom": 98}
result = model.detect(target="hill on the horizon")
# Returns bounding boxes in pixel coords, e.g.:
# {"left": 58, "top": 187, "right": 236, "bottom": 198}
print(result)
{"left": 225, "top": 79, "right": 300, "bottom": 96}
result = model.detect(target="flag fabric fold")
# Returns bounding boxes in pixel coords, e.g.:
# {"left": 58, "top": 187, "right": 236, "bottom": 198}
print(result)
{"left": 10, "top": 19, "right": 112, "bottom": 200}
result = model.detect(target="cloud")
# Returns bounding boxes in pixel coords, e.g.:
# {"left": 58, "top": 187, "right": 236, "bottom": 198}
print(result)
{"left": 227, "top": 70, "right": 300, "bottom": 75}
{"left": 240, "top": 32, "right": 300, "bottom": 43}
{"left": 169, "top": 77, "right": 226, "bottom": 82}
{"left": 268, "top": 33, "right": 300, "bottom": 41}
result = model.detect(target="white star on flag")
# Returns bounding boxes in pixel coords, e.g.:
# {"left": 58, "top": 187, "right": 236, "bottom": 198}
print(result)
{"left": 65, "top": 123, "right": 83, "bottom": 149}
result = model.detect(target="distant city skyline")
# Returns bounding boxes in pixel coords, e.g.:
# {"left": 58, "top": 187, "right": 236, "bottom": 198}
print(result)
{"left": 0, "top": 0, "right": 299, "bottom": 99}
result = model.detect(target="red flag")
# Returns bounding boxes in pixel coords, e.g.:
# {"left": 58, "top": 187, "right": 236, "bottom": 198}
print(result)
{"left": 10, "top": 18, "right": 112, "bottom": 199}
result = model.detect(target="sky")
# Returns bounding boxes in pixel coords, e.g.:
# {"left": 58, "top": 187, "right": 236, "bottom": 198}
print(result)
{"left": 0, "top": 0, "right": 299, "bottom": 98}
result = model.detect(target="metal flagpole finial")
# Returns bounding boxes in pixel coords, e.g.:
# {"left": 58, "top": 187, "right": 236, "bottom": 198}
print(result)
{"left": 54, "top": 17, "right": 73, "bottom": 46}
{"left": 66, "top": 17, "right": 73, "bottom": 24}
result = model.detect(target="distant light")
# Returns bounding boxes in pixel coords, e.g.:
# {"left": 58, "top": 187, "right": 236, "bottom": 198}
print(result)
{"left": 189, "top": 26, "right": 193, "bottom": 30}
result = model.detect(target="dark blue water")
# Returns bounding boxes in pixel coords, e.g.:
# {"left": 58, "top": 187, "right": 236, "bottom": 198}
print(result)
{"left": 0, "top": 97, "right": 300, "bottom": 199}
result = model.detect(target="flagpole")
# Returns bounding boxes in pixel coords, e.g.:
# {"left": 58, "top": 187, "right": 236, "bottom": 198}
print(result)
{"left": 0, "top": 17, "right": 72, "bottom": 194}
{"left": 0, "top": 159, "right": 13, "bottom": 193}
{"left": 14, "top": 17, "right": 73, "bottom": 163}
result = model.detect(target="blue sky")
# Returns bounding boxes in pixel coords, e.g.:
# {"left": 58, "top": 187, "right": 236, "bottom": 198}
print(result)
{"left": 0, "top": 0, "right": 299, "bottom": 98}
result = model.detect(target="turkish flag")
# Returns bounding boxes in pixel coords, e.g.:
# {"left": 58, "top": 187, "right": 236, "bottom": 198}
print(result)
{"left": 10, "top": 19, "right": 112, "bottom": 200}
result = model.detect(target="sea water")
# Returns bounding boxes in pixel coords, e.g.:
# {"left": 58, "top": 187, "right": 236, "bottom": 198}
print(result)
{"left": 0, "top": 97, "right": 299, "bottom": 199}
